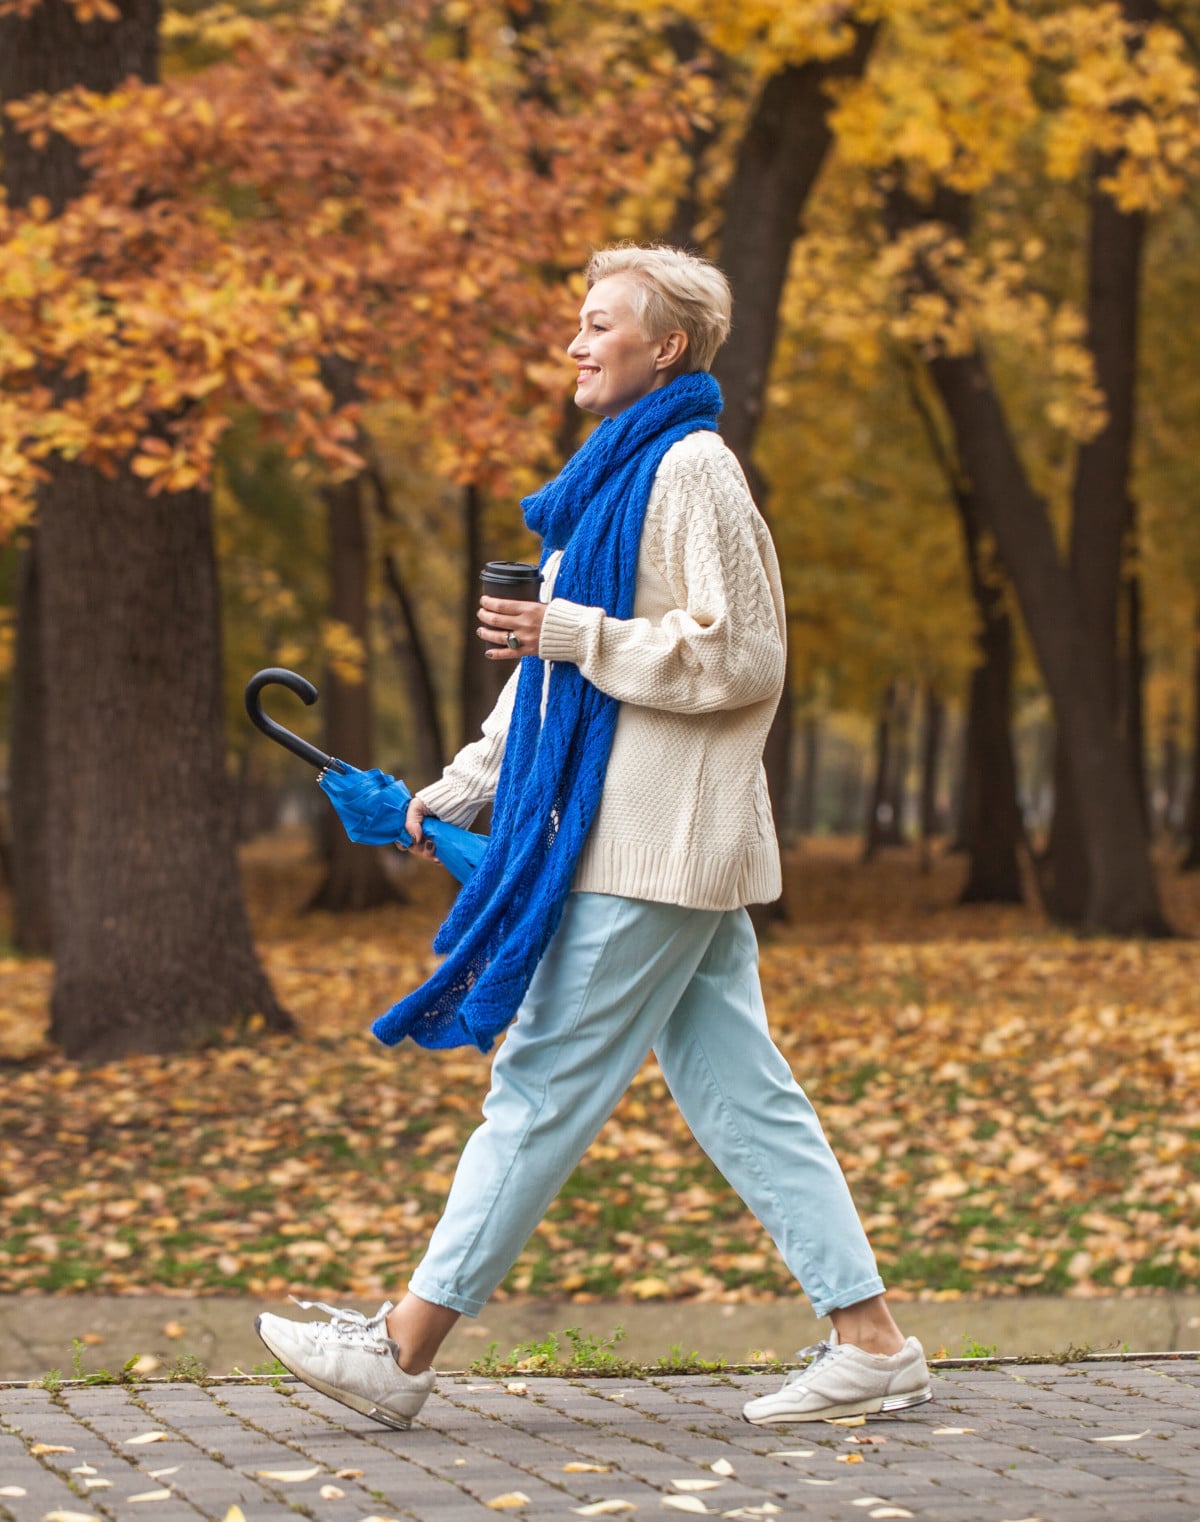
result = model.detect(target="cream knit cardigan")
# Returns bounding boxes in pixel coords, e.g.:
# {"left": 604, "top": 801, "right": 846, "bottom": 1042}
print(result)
{"left": 417, "top": 431, "right": 787, "bottom": 910}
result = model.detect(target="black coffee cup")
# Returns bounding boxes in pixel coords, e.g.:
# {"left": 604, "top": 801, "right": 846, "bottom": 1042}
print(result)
{"left": 480, "top": 561, "right": 543, "bottom": 602}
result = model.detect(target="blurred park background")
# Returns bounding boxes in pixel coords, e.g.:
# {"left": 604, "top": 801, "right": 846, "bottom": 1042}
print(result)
{"left": 0, "top": 0, "right": 1199, "bottom": 1322}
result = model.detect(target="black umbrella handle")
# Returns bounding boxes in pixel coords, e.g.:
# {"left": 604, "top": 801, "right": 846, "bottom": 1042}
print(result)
{"left": 244, "top": 667, "right": 346, "bottom": 773}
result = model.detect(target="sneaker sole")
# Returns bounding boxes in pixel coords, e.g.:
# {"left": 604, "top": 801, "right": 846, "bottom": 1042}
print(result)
{"left": 254, "top": 1315, "right": 416, "bottom": 1431}
{"left": 744, "top": 1386, "right": 933, "bottom": 1425}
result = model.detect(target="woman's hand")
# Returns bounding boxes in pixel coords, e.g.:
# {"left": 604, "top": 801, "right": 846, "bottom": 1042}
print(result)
{"left": 398, "top": 796, "right": 438, "bottom": 861}
{"left": 478, "top": 596, "right": 547, "bottom": 661}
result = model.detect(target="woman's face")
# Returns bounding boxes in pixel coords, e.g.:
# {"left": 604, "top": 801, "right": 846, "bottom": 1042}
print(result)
{"left": 567, "top": 274, "right": 683, "bottom": 419}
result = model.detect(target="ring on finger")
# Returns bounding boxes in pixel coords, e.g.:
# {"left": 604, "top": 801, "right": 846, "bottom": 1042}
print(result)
{"left": 506, "top": 632, "right": 521, "bottom": 651}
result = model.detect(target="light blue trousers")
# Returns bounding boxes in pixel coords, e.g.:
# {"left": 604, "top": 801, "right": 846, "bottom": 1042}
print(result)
{"left": 409, "top": 893, "right": 885, "bottom": 1320}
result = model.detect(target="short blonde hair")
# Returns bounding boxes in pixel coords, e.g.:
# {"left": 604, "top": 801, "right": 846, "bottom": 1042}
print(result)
{"left": 585, "top": 244, "right": 732, "bottom": 373}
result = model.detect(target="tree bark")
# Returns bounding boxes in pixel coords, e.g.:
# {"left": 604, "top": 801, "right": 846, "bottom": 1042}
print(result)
{"left": 307, "top": 471, "right": 398, "bottom": 911}
{"left": 925, "top": 346, "right": 1165, "bottom": 932}
{"left": 888, "top": 183, "right": 1165, "bottom": 933}
{"left": 1182, "top": 614, "right": 1200, "bottom": 870}
{"left": 8, "top": 537, "right": 54, "bottom": 953}
{"left": 1045, "top": 152, "right": 1149, "bottom": 919}
{"left": 2, "top": 0, "right": 290, "bottom": 1056}
{"left": 955, "top": 492, "right": 1025, "bottom": 904}
{"left": 42, "top": 467, "right": 288, "bottom": 1059}
{"left": 712, "top": 23, "right": 878, "bottom": 904}
{"left": 900, "top": 355, "right": 1024, "bottom": 900}
{"left": 368, "top": 463, "right": 446, "bottom": 784}
{"left": 459, "top": 482, "right": 507, "bottom": 753}
{"left": 795, "top": 714, "right": 820, "bottom": 836}
{"left": 918, "top": 684, "right": 945, "bottom": 874}
{"left": 863, "top": 683, "right": 897, "bottom": 862}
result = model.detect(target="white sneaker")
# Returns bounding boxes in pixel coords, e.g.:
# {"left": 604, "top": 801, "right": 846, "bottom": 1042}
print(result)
{"left": 742, "top": 1332, "right": 932, "bottom": 1425}
{"left": 255, "top": 1297, "right": 436, "bottom": 1430}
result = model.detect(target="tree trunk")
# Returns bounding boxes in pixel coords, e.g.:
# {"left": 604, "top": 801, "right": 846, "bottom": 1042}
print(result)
{"left": 368, "top": 463, "right": 446, "bottom": 784}
{"left": 308, "top": 471, "right": 398, "bottom": 911}
{"left": 926, "top": 345, "right": 1165, "bottom": 933}
{"left": 1123, "top": 563, "right": 1149, "bottom": 828}
{"left": 713, "top": 26, "right": 879, "bottom": 911}
{"left": 918, "top": 684, "right": 945, "bottom": 874}
{"left": 2, "top": 0, "right": 290, "bottom": 1056}
{"left": 42, "top": 467, "right": 289, "bottom": 1059}
{"left": 1045, "top": 155, "right": 1149, "bottom": 919}
{"left": 795, "top": 714, "right": 820, "bottom": 836}
{"left": 887, "top": 183, "right": 1165, "bottom": 934}
{"left": 459, "top": 482, "right": 507, "bottom": 752}
{"left": 1160, "top": 696, "right": 1181, "bottom": 842}
{"left": 881, "top": 683, "right": 910, "bottom": 845}
{"left": 1182, "top": 615, "right": 1200, "bottom": 870}
{"left": 0, "top": 0, "right": 159, "bottom": 956}
{"left": 900, "top": 349, "right": 1024, "bottom": 899}
{"left": 863, "top": 684, "right": 896, "bottom": 863}
{"left": 8, "top": 536, "right": 54, "bottom": 953}
{"left": 955, "top": 492, "right": 1025, "bottom": 904}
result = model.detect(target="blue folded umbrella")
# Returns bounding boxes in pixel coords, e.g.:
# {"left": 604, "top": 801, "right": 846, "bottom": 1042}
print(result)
{"left": 318, "top": 762, "right": 488, "bottom": 885}
{"left": 244, "top": 667, "right": 488, "bottom": 886}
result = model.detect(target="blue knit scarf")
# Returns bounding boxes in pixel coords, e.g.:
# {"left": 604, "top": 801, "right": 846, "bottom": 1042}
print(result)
{"left": 372, "top": 371, "right": 722, "bottom": 1051}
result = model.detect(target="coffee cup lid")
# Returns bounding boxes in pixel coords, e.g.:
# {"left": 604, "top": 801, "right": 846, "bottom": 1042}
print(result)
{"left": 481, "top": 561, "right": 542, "bottom": 582}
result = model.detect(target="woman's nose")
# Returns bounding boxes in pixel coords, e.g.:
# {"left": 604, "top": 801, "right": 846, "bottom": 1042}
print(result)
{"left": 567, "top": 332, "right": 583, "bottom": 358}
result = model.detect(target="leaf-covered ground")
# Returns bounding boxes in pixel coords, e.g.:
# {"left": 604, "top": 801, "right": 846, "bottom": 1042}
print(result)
{"left": 1, "top": 836, "right": 1198, "bottom": 1306}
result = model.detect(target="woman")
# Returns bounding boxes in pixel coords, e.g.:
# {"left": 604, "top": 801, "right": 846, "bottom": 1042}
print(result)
{"left": 256, "top": 245, "right": 930, "bottom": 1430}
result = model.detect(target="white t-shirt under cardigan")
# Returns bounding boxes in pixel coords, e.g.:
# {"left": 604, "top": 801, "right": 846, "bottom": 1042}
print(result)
{"left": 416, "top": 430, "right": 787, "bottom": 911}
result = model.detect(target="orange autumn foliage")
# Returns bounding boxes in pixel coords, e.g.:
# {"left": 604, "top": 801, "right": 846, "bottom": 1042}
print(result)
{"left": 0, "top": 0, "right": 697, "bottom": 528}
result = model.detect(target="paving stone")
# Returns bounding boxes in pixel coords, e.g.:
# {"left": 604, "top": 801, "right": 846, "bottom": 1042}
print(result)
{"left": 6, "top": 1360, "right": 1200, "bottom": 1520}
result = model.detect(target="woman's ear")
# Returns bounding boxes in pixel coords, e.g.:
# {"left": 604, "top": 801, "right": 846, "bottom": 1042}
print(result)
{"left": 655, "top": 330, "right": 689, "bottom": 371}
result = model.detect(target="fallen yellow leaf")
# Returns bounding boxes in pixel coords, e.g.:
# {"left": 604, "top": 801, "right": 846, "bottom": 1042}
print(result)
{"left": 485, "top": 1494, "right": 531, "bottom": 1511}
{"left": 825, "top": 1414, "right": 866, "bottom": 1427}
{"left": 255, "top": 1467, "right": 321, "bottom": 1482}
{"left": 31, "top": 1444, "right": 75, "bottom": 1455}
{"left": 572, "top": 1504, "right": 637, "bottom": 1516}
{"left": 671, "top": 1479, "right": 721, "bottom": 1491}
{"left": 563, "top": 1463, "right": 611, "bottom": 1473}
{"left": 662, "top": 1498, "right": 709, "bottom": 1514}
{"left": 125, "top": 1433, "right": 171, "bottom": 1446}
{"left": 708, "top": 1459, "right": 735, "bottom": 1478}
{"left": 319, "top": 1485, "right": 345, "bottom": 1500}
{"left": 220, "top": 1508, "right": 246, "bottom": 1522}
{"left": 836, "top": 1453, "right": 865, "bottom": 1464}
{"left": 0, "top": 1489, "right": 26, "bottom": 1499}
{"left": 128, "top": 1490, "right": 173, "bottom": 1503}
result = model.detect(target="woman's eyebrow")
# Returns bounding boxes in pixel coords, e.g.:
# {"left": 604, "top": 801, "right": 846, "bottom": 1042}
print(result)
{"left": 580, "top": 307, "right": 610, "bottom": 320}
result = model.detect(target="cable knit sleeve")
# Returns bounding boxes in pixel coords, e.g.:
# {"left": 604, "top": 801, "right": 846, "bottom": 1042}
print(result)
{"left": 537, "top": 435, "right": 785, "bottom": 714}
{"left": 415, "top": 667, "right": 520, "bottom": 828}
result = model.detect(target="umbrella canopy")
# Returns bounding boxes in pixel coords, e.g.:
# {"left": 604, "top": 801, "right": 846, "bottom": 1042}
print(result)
{"left": 318, "top": 763, "right": 487, "bottom": 885}
{"left": 245, "top": 667, "right": 487, "bottom": 885}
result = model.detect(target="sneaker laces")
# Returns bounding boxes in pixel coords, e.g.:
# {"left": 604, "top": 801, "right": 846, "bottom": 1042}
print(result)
{"left": 288, "top": 1296, "right": 394, "bottom": 1350}
{"left": 780, "top": 1339, "right": 845, "bottom": 1387}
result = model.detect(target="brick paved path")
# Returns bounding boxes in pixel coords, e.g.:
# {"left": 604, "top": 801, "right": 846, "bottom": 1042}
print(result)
{"left": 2, "top": 1357, "right": 1198, "bottom": 1522}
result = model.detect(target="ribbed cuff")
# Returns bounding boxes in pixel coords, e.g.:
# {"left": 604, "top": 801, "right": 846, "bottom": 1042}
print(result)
{"left": 416, "top": 778, "right": 484, "bottom": 830}
{"left": 537, "top": 597, "right": 592, "bottom": 664}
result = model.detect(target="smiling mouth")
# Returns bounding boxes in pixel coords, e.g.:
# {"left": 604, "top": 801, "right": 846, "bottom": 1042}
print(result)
{"left": 576, "top": 367, "right": 599, "bottom": 382}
